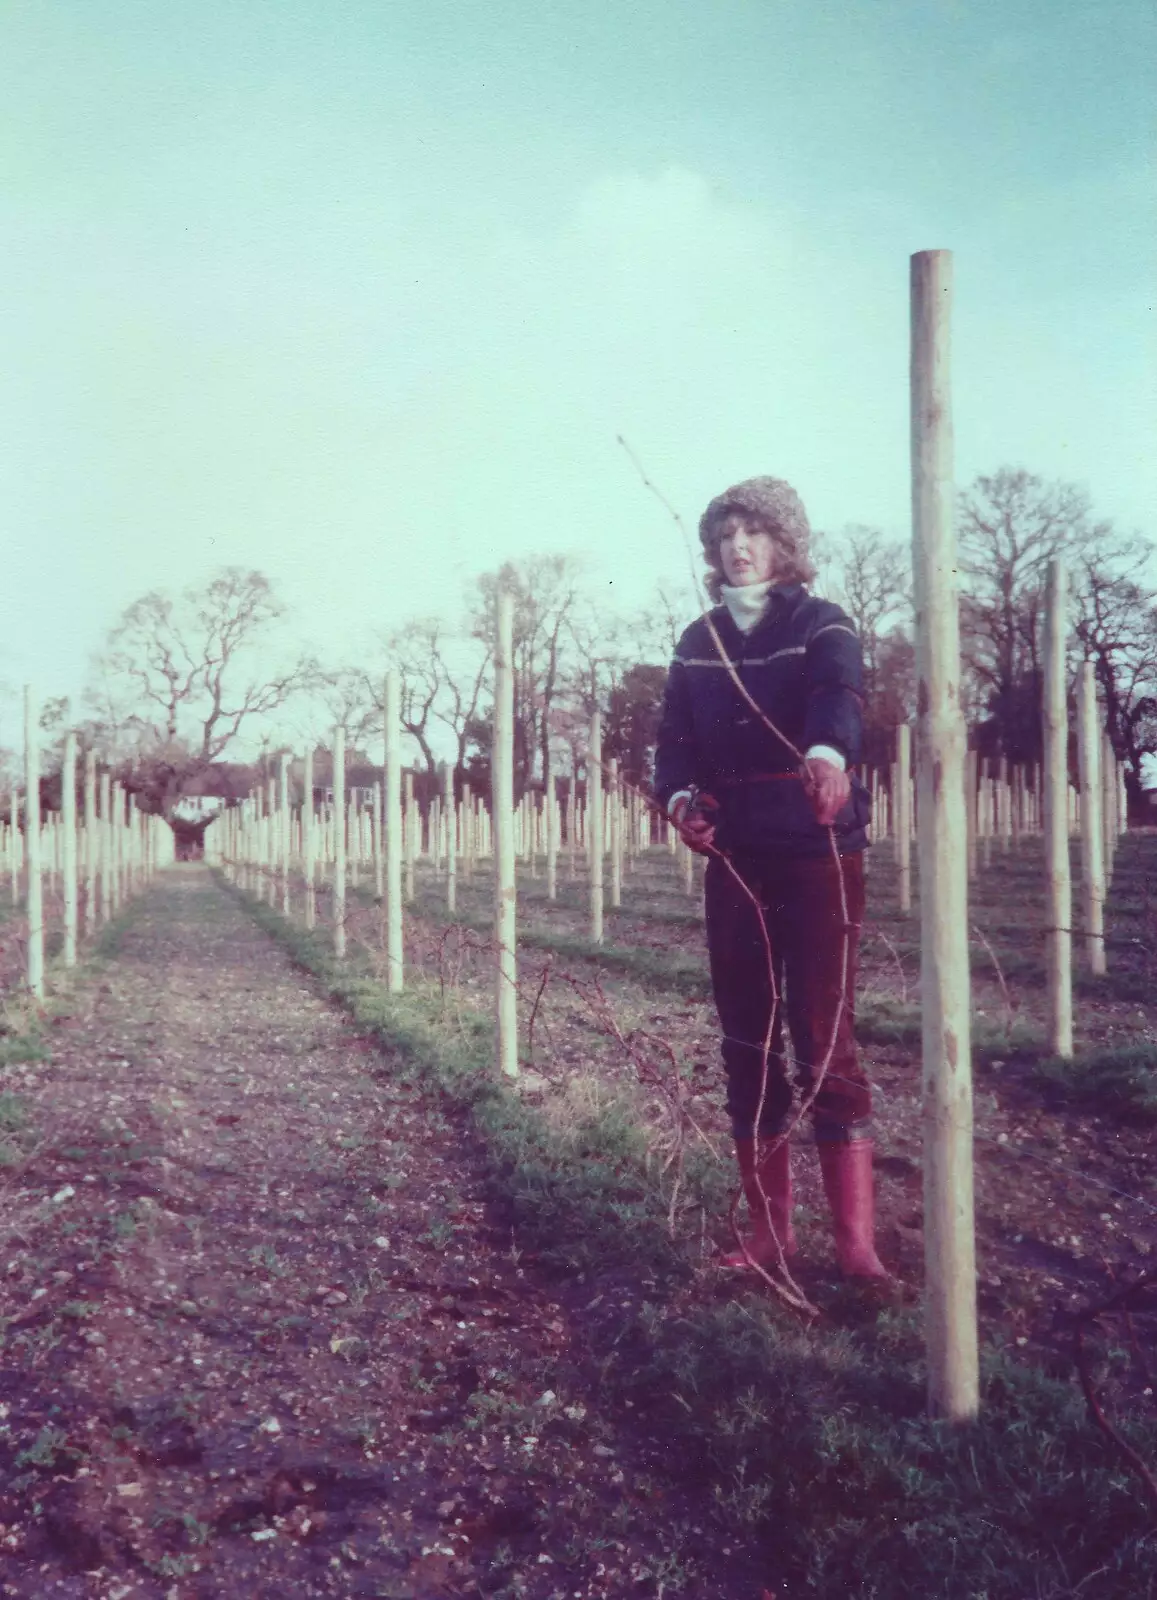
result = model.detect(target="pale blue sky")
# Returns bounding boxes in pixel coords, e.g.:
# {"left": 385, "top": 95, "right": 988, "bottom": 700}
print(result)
{"left": 2, "top": 0, "right": 1153, "bottom": 742}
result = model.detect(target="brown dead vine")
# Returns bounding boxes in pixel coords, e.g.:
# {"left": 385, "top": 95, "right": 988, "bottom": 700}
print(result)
{"left": 551, "top": 968, "right": 723, "bottom": 1230}
{"left": 1068, "top": 1270, "right": 1157, "bottom": 1518}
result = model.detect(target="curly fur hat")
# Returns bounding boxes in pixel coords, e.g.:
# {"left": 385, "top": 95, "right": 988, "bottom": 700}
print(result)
{"left": 698, "top": 476, "right": 816, "bottom": 600}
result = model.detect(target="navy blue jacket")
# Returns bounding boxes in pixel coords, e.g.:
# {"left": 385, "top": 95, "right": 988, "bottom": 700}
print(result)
{"left": 653, "top": 584, "right": 870, "bottom": 858}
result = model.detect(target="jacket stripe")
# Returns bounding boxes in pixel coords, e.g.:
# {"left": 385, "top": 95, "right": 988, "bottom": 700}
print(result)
{"left": 809, "top": 623, "right": 858, "bottom": 643}
{"left": 675, "top": 646, "right": 807, "bottom": 668}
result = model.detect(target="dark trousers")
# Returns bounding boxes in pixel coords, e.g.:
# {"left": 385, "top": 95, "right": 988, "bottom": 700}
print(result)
{"left": 704, "top": 850, "right": 871, "bottom": 1142}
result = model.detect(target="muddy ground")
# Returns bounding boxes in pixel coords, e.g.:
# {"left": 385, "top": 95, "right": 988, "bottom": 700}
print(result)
{"left": 1, "top": 835, "right": 1154, "bottom": 1598}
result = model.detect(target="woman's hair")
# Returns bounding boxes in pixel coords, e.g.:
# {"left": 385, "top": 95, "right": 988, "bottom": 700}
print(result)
{"left": 698, "top": 476, "right": 817, "bottom": 602}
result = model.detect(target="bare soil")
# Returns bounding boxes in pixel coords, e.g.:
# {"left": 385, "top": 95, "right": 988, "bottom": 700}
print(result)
{"left": 2, "top": 834, "right": 1154, "bottom": 1599}
{"left": 0, "top": 868, "right": 719, "bottom": 1599}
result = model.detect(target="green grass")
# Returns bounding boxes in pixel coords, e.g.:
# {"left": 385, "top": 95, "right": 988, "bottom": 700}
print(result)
{"left": 226, "top": 871, "right": 1157, "bottom": 1600}
{"left": 1033, "top": 1044, "right": 1157, "bottom": 1123}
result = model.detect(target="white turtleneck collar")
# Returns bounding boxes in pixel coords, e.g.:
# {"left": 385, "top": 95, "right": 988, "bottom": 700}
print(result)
{"left": 719, "top": 578, "right": 774, "bottom": 634}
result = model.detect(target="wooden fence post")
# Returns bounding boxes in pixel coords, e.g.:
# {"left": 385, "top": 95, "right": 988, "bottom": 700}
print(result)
{"left": 333, "top": 727, "right": 346, "bottom": 958}
{"left": 442, "top": 762, "right": 457, "bottom": 914}
{"left": 609, "top": 758, "right": 622, "bottom": 910}
{"left": 588, "top": 714, "right": 604, "bottom": 944}
{"left": 566, "top": 774, "right": 576, "bottom": 878}
{"left": 1100, "top": 733, "right": 1116, "bottom": 890}
{"left": 910, "top": 248, "right": 978, "bottom": 1421}
{"left": 1076, "top": 661, "right": 1106, "bottom": 974}
{"left": 462, "top": 782, "right": 473, "bottom": 882}
{"left": 403, "top": 770, "right": 416, "bottom": 904}
{"left": 24, "top": 687, "right": 44, "bottom": 1000}
{"left": 62, "top": 731, "right": 78, "bottom": 968}
{"left": 98, "top": 773, "right": 111, "bottom": 924}
{"left": 493, "top": 592, "right": 519, "bottom": 1078}
{"left": 279, "top": 753, "right": 291, "bottom": 916}
{"left": 545, "top": 779, "right": 558, "bottom": 902}
{"left": 1043, "top": 560, "right": 1074, "bottom": 1054}
{"left": 895, "top": 724, "right": 912, "bottom": 913}
{"left": 83, "top": 748, "right": 96, "bottom": 936}
{"left": 303, "top": 749, "right": 316, "bottom": 929}
{"left": 384, "top": 671, "right": 404, "bottom": 992}
{"left": 373, "top": 779, "right": 384, "bottom": 904}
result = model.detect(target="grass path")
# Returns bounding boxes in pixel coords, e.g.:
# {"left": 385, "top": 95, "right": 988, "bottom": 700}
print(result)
{"left": 0, "top": 866, "right": 716, "bottom": 1599}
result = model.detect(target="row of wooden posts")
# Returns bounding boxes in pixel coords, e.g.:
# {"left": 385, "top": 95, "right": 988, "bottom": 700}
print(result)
{"left": 211, "top": 690, "right": 1130, "bottom": 1023}
{"left": 212, "top": 755, "right": 673, "bottom": 908}
{"left": 889, "top": 699, "right": 1129, "bottom": 980}
{"left": 209, "top": 668, "right": 658, "bottom": 989}
{"left": 874, "top": 744, "right": 1128, "bottom": 857}
{"left": 2, "top": 688, "right": 175, "bottom": 1000}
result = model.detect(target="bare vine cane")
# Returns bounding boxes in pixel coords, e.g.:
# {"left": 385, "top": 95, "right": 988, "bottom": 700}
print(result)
{"left": 1070, "top": 1270, "right": 1157, "bottom": 1517}
{"left": 618, "top": 437, "right": 863, "bottom": 1311}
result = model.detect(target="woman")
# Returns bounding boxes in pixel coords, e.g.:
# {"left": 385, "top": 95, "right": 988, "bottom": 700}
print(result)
{"left": 654, "top": 476, "right": 887, "bottom": 1280}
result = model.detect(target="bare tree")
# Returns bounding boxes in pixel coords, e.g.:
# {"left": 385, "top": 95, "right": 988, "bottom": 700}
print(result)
{"left": 958, "top": 468, "right": 1093, "bottom": 760}
{"left": 826, "top": 526, "right": 910, "bottom": 676}
{"left": 313, "top": 667, "right": 379, "bottom": 745}
{"left": 377, "top": 617, "right": 491, "bottom": 779}
{"left": 89, "top": 568, "right": 313, "bottom": 811}
{"left": 473, "top": 556, "right": 581, "bottom": 793}
{"left": 553, "top": 598, "right": 668, "bottom": 782}
{"left": 1073, "top": 535, "right": 1157, "bottom": 789}
{"left": 383, "top": 618, "right": 445, "bottom": 775}
{"left": 642, "top": 580, "right": 701, "bottom": 655}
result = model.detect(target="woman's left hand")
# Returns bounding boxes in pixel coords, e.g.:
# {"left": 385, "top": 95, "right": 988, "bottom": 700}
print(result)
{"left": 802, "top": 757, "right": 851, "bottom": 826}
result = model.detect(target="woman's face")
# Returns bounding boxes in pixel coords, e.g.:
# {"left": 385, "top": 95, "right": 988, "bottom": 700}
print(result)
{"left": 717, "top": 516, "right": 782, "bottom": 587}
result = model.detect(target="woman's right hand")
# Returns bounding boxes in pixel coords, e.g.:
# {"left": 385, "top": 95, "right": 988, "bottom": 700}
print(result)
{"left": 671, "top": 793, "right": 719, "bottom": 855}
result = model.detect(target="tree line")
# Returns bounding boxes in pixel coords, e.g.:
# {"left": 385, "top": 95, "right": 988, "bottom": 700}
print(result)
{"left": 7, "top": 466, "right": 1155, "bottom": 826}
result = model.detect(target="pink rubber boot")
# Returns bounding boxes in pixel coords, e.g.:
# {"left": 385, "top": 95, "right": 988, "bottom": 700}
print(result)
{"left": 817, "top": 1138, "right": 889, "bottom": 1279}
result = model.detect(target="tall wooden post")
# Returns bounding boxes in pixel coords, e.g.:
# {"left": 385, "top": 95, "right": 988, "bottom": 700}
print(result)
{"left": 348, "top": 793, "right": 360, "bottom": 890}
{"left": 332, "top": 727, "right": 347, "bottom": 959}
{"left": 545, "top": 780, "right": 558, "bottom": 902}
{"left": 303, "top": 749, "right": 316, "bottom": 929}
{"left": 461, "top": 782, "right": 473, "bottom": 881}
{"left": 566, "top": 774, "right": 576, "bottom": 878}
{"left": 83, "top": 749, "right": 96, "bottom": 936}
{"left": 403, "top": 770, "right": 416, "bottom": 903}
{"left": 24, "top": 687, "right": 44, "bottom": 1000}
{"left": 609, "top": 758, "right": 622, "bottom": 910}
{"left": 443, "top": 763, "right": 457, "bottom": 914}
{"left": 895, "top": 724, "right": 912, "bottom": 913}
{"left": 279, "top": 753, "right": 291, "bottom": 915}
{"left": 1076, "top": 661, "right": 1106, "bottom": 974}
{"left": 98, "top": 773, "right": 111, "bottom": 924}
{"left": 373, "top": 779, "right": 384, "bottom": 903}
{"left": 493, "top": 592, "right": 519, "bottom": 1078}
{"left": 910, "top": 249, "right": 978, "bottom": 1421}
{"left": 1100, "top": 733, "right": 1116, "bottom": 889}
{"left": 384, "top": 671, "right": 404, "bottom": 992}
{"left": 588, "top": 714, "right": 604, "bottom": 944}
{"left": 1043, "top": 560, "right": 1074, "bottom": 1053}
{"left": 108, "top": 781, "right": 122, "bottom": 913}
{"left": 62, "top": 731, "right": 78, "bottom": 967}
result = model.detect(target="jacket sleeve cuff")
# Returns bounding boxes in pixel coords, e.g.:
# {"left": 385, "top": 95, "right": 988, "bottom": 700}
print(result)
{"left": 804, "top": 744, "right": 847, "bottom": 771}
